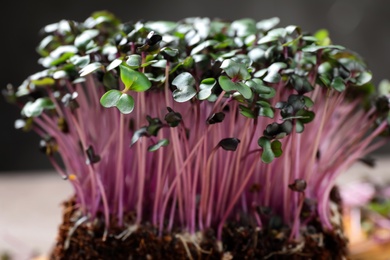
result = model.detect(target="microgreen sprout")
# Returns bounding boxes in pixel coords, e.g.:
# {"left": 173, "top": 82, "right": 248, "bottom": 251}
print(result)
{"left": 5, "top": 11, "right": 390, "bottom": 251}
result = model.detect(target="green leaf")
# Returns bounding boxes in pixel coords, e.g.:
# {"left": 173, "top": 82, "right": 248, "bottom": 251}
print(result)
{"left": 119, "top": 64, "right": 151, "bottom": 92}
{"left": 31, "top": 77, "right": 55, "bottom": 86}
{"left": 80, "top": 62, "right": 103, "bottom": 77}
{"left": 103, "top": 72, "right": 118, "bottom": 90}
{"left": 212, "top": 49, "right": 240, "bottom": 60}
{"left": 116, "top": 93, "right": 135, "bottom": 114}
{"left": 314, "top": 29, "right": 331, "bottom": 46}
{"left": 367, "top": 200, "right": 390, "bottom": 216}
{"left": 246, "top": 79, "right": 275, "bottom": 99}
{"left": 69, "top": 55, "right": 90, "bottom": 68}
{"left": 282, "top": 34, "right": 302, "bottom": 47}
{"left": 263, "top": 62, "right": 287, "bottom": 83}
{"left": 302, "top": 44, "right": 344, "bottom": 53}
{"left": 220, "top": 59, "right": 250, "bottom": 80}
{"left": 74, "top": 29, "right": 99, "bottom": 48}
{"left": 126, "top": 55, "right": 142, "bottom": 69}
{"left": 100, "top": 89, "right": 122, "bottom": 108}
{"left": 259, "top": 28, "right": 289, "bottom": 45}
{"left": 271, "top": 140, "right": 282, "bottom": 157}
{"left": 182, "top": 56, "right": 195, "bottom": 69}
{"left": 256, "top": 17, "right": 280, "bottom": 31}
{"left": 91, "top": 10, "right": 120, "bottom": 26}
{"left": 172, "top": 72, "right": 197, "bottom": 102}
{"left": 106, "top": 58, "right": 123, "bottom": 71}
{"left": 302, "top": 36, "right": 318, "bottom": 42}
{"left": 148, "top": 139, "right": 169, "bottom": 152}
{"left": 239, "top": 105, "right": 256, "bottom": 118}
{"left": 268, "top": 27, "right": 286, "bottom": 37}
{"left": 257, "top": 34, "right": 279, "bottom": 45}
{"left": 53, "top": 70, "right": 67, "bottom": 80}
{"left": 318, "top": 74, "right": 331, "bottom": 87}
{"left": 198, "top": 78, "right": 216, "bottom": 100}
{"left": 331, "top": 76, "right": 346, "bottom": 92}
{"left": 286, "top": 24, "right": 301, "bottom": 33}
{"left": 355, "top": 71, "right": 372, "bottom": 86}
{"left": 218, "top": 76, "right": 253, "bottom": 99}
{"left": 141, "top": 60, "right": 159, "bottom": 68}
{"left": 295, "top": 120, "right": 304, "bottom": 133}
{"left": 50, "top": 52, "right": 76, "bottom": 66}
{"left": 146, "top": 116, "right": 164, "bottom": 136}
{"left": 130, "top": 127, "right": 148, "bottom": 147}
{"left": 21, "top": 97, "right": 55, "bottom": 117}
{"left": 295, "top": 110, "right": 315, "bottom": 124}
{"left": 231, "top": 54, "right": 252, "bottom": 67}
{"left": 46, "top": 45, "right": 78, "bottom": 66}
{"left": 230, "top": 18, "right": 256, "bottom": 37}
{"left": 263, "top": 121, "right": 293, "bottom": 139}
{"left": 190, "top": 40, "right": 218, "bottom": 55}
{"left": 245, "top": 34, "right": 256, "bottom": 46}
{"left": 160, "top": 47, "right": 179, "bottom": 59}
{"left": 36, "top": 35, "right": 54, "bottom": 56}
{"left": 303, "top": 96, "right": 314, "bottom": 108}
{"left": 246, "top": 79, "right": 270, "bottom": 94}
{"left": 145, "top": 21, "right": 177, "bottom": 34}
{"left": 151, "top": 60, "right": 167, "bottom": 68}
{"left": 379, "top": 79, "right": 390, "bottom": 96}
{"left": 291, "top": 74, "right": 314, "bottom": 94}
{"left": 318, "top": 62, "right": 333, "bottom": 75}
{"left": 259, "top": 106, "right": 274, "bottom": 119}
{"left": 248, "top": 48, "right": 266, "bottom": 63}
{"left": 258, "top": 137, "right": 274, "bottom": 163}
{"left": 165, "top": 107, "right": 182, "bottom": 127}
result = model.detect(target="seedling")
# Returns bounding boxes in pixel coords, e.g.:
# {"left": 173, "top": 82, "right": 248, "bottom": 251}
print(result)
{"left": 5, "top": 11, "right": 390, "bottom": 258}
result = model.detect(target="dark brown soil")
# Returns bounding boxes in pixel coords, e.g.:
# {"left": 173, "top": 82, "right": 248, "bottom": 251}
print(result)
{"left": 50, "top": 197, "right": 350, "bottom": 260}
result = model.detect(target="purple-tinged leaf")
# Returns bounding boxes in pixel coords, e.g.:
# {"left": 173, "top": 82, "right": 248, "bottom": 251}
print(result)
{"left": 218, "top": 138, "right": 240, "bottom": 151}
{"left": 86, "top": 145, "right": 100, "bottom": 164}
{"left": 207, "top": 112, "right": 225, "bottom": 124}
{"left": 289, "top": 179, "right": 307, "bottom": 192}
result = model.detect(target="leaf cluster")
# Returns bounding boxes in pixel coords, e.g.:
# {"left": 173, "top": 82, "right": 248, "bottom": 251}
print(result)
{"left": 5, "top": 11, "right": 388, "bottom": 162}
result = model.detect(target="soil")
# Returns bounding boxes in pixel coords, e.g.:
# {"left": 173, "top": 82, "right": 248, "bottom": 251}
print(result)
{"left": 50, "top": 195, "right": 349, "bottom": 260}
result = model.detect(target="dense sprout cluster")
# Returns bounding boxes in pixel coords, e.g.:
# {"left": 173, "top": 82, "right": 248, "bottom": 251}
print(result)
{"left": 5, "top": 11, "right": 390, "bottom": 242}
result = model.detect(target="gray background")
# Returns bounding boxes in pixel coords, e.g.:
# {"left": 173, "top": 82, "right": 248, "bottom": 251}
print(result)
{"left": 1, "top": 0, "right": 389, "bottom": 172}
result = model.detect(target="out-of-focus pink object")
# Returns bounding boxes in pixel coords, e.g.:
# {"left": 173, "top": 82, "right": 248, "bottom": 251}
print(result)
{"left": 340, "top": 180, "right": 376, "bottom": 208}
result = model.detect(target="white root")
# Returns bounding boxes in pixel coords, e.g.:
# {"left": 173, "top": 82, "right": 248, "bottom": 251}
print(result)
{"left": 114, "top": 224, "right": 138, "bottom": 241}
{"left": 64, "top": 215, "right": 89, "bottom": 250}
{"left": 176, "top": 234, "right": 193, "bottom": 260}
{"left": 175, "top": 231, "right": 213, "bottom": 260}
{"left": 263, "top": 241, "right": 305, "bottom": 259}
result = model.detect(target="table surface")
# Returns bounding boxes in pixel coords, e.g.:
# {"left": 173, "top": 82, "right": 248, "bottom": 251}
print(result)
{"left": 0, "top": 156, "right": 389, "bottom": 259}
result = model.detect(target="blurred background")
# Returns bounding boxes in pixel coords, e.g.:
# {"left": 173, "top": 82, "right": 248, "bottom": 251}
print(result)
{"left": 1, "top": 0, "right": 390, "bottom": 172}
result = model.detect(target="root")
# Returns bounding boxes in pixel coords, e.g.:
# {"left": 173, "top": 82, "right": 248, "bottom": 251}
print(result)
{"left": 175, "top": 231, "right": 213, "bottom": 260}
{"left": 64, "top": 216, "right": 89, "bottom": 250}
{"left": 114, "top": 224, "right": 138, "bottom": 241}
{"left": 264, "top": 241, "right": 305, "bottom": 259}
{"left": 176, "top": 234, "right": 193, "bottom": 260}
